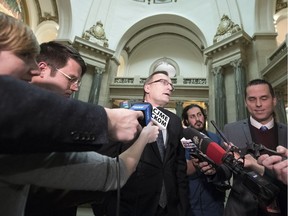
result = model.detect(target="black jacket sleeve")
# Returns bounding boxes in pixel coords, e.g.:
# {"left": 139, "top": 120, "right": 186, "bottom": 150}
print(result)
{"left": 0, "top": 76, "right": 109, "bottom": 153}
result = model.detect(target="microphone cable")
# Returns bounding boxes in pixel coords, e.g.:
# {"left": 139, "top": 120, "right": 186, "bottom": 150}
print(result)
{"left": 116, "top": 142, "right": 122, "bottom": 216}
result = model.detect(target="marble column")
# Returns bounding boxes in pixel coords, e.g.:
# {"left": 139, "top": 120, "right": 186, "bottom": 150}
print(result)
{"left": 230, "top": 59, "right": 247, "bottom": 121}
{"left": 204, "top": 102, "right": 210, "bottom": 130}
{"left": 212, "top": 66, "right": 227, "bottom": 130}
{"left": 175, "top": 101, "right": 183, "bottom": 118}
{"left": 275, "top": 90, "right": 287, "bottom": 124}
{"left": 88, "top": 67, "right": 104, "bottom": 104}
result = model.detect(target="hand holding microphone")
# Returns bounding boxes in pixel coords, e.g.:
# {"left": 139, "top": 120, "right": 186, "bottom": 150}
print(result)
{"left": 120, "top": 101, "right": 153, "bottom": 127}
{"left": 119, "top": 101, "right": 170, "bottom": 130}
{"left": 181, "top": 127, "right": 280, "bottom": 205}
{"left": 182, "top": 127, "right": 227, "bottom": 166}
{"left": 105, "top": 108, "right": 144, "bottom": 142}
{"left": 140, "top": 121, "right": 160, "bottom": 144}
{"left": 276, "top": 145, "right": 288, "bottom": 157}
{"left": 258, "top": 146, "right": 288, "bottom": 185}
{"left": 119, "top": 102, "right": 170, "bottom": 146}
{"left": 198, "top": 160, "right": 216, "bottom": 175}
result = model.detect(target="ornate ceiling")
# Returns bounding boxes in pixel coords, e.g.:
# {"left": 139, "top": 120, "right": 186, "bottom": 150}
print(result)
{"left": 133, "top": 0, "right": 177, "bottom": 5}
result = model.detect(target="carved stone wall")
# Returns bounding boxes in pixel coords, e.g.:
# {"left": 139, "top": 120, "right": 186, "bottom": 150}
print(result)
{"left": 205, "top": 29, "right": 252, "bottom": 127}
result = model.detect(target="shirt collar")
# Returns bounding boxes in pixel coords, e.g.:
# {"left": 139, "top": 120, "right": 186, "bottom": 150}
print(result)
{"left": 250, "top": 116, "right": 274, "bottom": 129}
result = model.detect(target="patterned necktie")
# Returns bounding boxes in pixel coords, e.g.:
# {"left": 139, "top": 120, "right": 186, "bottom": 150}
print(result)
{"left": 157, "top": 130, "right": 165, "bottom": 160}
{"left": 157, "top": 130, "right": 167, "bottom": 208}
{"left": 260, "top": 126, "right": 268, "bottom": 132}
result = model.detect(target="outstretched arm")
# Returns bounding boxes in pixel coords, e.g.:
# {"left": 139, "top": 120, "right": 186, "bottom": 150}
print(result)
{"left": 119, "top": 121, "right": 159, "bottom": 176}
{"left": 0, "top": 76, "right": 143, "bottom": 153}
{"left": 0, "top": 122, "right": 159, "bottom": 192}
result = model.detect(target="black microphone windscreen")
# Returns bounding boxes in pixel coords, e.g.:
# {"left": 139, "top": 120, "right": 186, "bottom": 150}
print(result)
{"left": 183, "top": 127, "right": 226, "bottom": 165}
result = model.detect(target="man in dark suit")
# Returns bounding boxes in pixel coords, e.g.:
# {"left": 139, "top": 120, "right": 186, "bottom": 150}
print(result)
{"left": 223, "top": 79, "right": 287, "bottom": 216}
{"left": 93, "top": 71, "right": 188, "bottom": 216}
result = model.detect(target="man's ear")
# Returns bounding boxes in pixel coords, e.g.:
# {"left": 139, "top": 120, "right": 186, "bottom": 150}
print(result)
{"left": 38, "top": 62, "right": 48, "bottom": 77}
{"left": 244, "top": 99, "right": 247, "bottom": 108}
{"left": 184, "top": 120, "right": 189, "bottom": 126}
{"left": 272, "top": 96, "right": 277, "bottom": 107}
{"left": 144, "top": 84, "right": 150, "bottom": 94}
{"left": 38, "top": 62, "right": 48, "bottom": 70}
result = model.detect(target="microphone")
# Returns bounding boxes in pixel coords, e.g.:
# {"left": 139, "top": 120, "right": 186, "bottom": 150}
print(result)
{"left": 182, "top": 127, "right": 279, "bottom": 205}
{"left": 119, "top": 102, "right": 171, "bottom": 130}
{"left": 182, "top": 127, "right": 245, "bottom": 175}
{"left": 151, "top": 107, "right": 170, "bottom": 130}
{"left": 119, "top": 101, "right": 152, "bottom": 126}
{"left": 182, "top": 127, "right": 226, "bottom": 165}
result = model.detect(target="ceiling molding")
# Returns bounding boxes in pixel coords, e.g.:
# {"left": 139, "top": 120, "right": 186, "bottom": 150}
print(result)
{"left": 124, "top": 22, "right": 204, "bottom": 56}
{"left": 34, "top": 0, "right": 58, "bottom": 24}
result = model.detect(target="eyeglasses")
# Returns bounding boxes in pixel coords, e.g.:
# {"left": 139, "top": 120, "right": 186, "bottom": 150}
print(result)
{"left": 56, "top": 68, "right": 81, "bottom": 87}
{"left": 148, "top": 79, "right": 175, "bottom": 91}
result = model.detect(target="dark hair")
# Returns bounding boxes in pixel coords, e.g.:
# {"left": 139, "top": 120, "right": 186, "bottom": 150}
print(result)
{"left": 182, "top": 104, "right": 207, "bottom": 127}
{"left": 37, "top": 41, "right": 87, "bottom": 76}
{"left": 143, "top": 71, "right": 169, "bottom": 99}
{"left": 245, "top": 79, "right": 275, "bottom": 98}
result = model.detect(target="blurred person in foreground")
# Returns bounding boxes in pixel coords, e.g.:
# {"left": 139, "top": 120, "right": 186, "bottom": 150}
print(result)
{"left": 25, "top": 41, "right": 156, "bottom": 216}
{"left": 0, "top": 12, "right": 159, "bottom": 216}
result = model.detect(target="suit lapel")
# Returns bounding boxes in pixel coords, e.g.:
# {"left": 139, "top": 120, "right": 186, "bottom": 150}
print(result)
{"left": 277, "top": 123, "right": 287, "bottom": 147}
{"left": 151, "top": 140, "right": 163, "bottom": 162}
{"left": 162, "top": 110, "right": 172, "bottom": 163}
{"left": 242, "top": 119, "right": 253, "bottom": 145}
